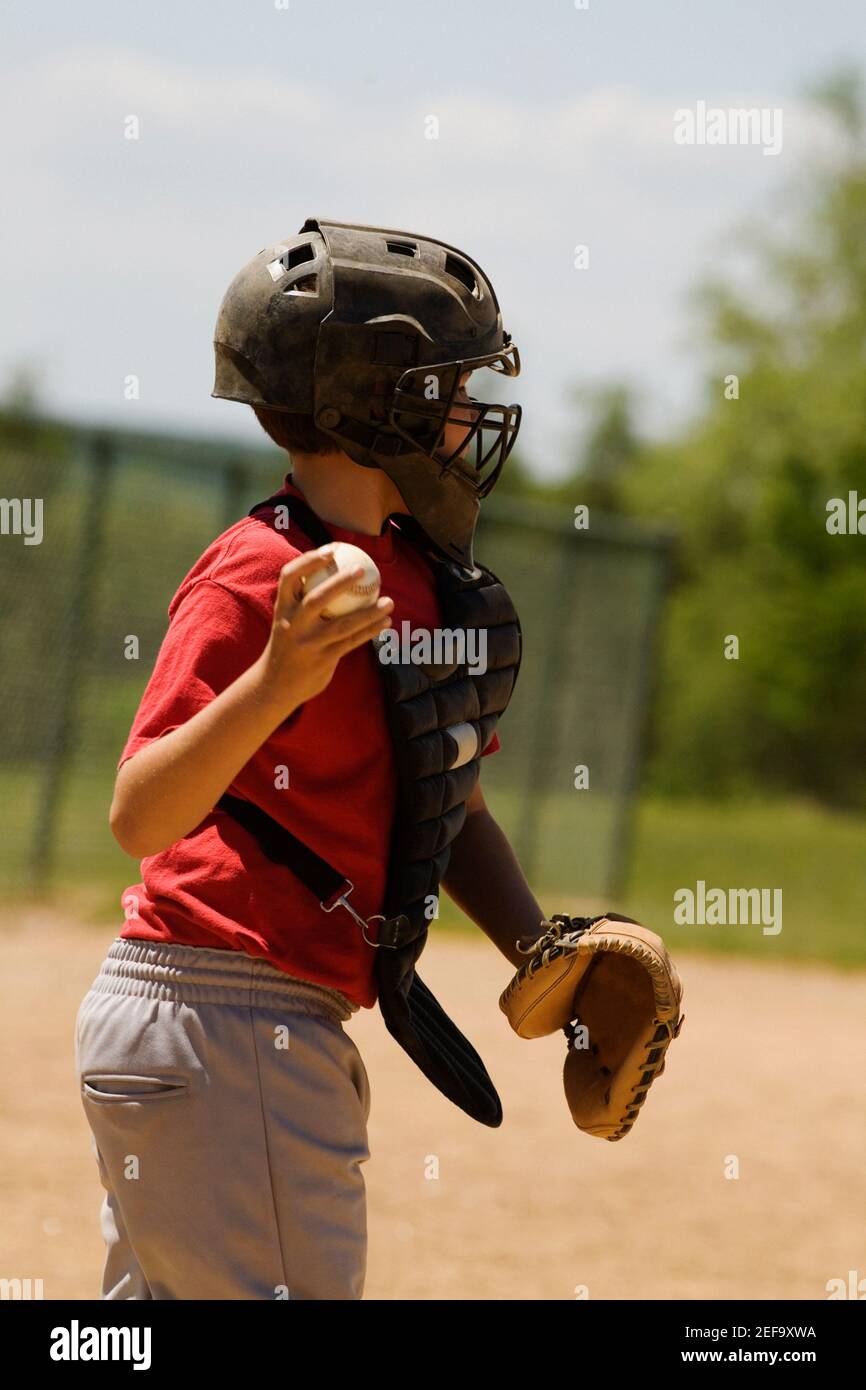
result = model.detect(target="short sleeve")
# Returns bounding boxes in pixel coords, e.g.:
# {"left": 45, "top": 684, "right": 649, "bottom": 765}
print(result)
{"left": 119, "top": 580, "right": 271, "bottom": 767}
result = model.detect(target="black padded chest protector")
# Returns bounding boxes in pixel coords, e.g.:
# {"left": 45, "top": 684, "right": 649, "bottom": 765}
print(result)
{"left": 376, "top": 513, "right": 522, "bottom": 933}
{"left": 219, "top": 490, "right": 522, "bottom": 1126}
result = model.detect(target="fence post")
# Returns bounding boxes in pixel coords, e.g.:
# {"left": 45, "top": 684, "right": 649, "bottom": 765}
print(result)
{"left": 29, "top": 433, "right": 115, "bottom": 891}
{"left": 606, "top": 539, "right": 672, "bottom": 900}
{"left": 512, "top": 525, "right": 576, "bottom": 881}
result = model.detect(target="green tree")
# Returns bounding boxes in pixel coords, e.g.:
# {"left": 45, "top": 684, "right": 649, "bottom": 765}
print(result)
{"left": 619, "top": 73, "right": 866, "bottom": 806}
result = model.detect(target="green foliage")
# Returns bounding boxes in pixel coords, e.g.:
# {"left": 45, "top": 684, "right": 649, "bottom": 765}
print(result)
{"left": 569, "top": 383, "right": 641, "bottom": 512}
{"left": 486, "top": 73, "right": 866, "bottom": 809}
{"left": 599, "top": 77, "right": 866, "bottom": 807}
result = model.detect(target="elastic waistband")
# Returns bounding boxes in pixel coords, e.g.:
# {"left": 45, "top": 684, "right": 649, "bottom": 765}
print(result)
{"left": 90, "top": 938, "right": 358, "bottom": 1024}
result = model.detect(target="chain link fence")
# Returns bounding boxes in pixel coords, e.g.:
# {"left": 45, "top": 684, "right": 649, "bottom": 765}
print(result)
{"left": 0, "top": 413, "right": 670, "bottom": 906}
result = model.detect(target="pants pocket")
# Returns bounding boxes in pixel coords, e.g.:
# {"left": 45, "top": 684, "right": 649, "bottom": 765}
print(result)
{"left": 81, "top": 1073, "right": 189, "bottom": 1104}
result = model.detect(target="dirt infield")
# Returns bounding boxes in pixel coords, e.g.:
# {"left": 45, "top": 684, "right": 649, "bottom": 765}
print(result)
{"left": 1, "top": 910, "right": 863, "bottom": 1301}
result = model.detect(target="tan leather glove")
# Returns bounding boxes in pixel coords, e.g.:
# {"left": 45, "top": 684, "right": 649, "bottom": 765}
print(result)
{"left": 500, "top": 913, "right": 684, "bottom": 1141}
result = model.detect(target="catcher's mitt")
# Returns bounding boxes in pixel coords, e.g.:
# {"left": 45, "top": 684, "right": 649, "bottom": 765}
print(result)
{"left": 499, "top": 913, "right": 684, "bottom": 1142}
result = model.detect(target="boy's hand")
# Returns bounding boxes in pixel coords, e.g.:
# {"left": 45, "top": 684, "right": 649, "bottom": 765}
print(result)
{"left": 257, "top": 547, "right": 394, "bottom": 719}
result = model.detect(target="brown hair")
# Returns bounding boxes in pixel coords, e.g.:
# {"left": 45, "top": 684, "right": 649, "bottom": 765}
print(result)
{"left": 251, "top": 404, "right": 334, "bottom": 456}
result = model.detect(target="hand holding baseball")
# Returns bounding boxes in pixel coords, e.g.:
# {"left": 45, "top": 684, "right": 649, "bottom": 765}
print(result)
{"left": 302, "top": 542, "right": 381, "bottom": 617}
{"left": 258, "top": 545, "right": 391, "bottom": 719}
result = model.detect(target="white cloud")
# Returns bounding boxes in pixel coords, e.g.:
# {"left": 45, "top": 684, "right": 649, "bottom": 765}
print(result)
{"left": 0, "top": 46, "right": 841, "bottom": 472}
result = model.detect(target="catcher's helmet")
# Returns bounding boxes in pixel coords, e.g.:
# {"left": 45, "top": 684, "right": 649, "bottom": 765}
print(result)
{"left": 212, "top": 217, "right": 521, "bottom": 568}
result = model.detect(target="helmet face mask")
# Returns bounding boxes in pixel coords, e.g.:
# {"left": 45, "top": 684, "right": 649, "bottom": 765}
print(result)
{"left": 389, "top": 342, "right": 522, "bottom": 502}
{"left": 212, "top": 218, "right": 522, "bottom": 568}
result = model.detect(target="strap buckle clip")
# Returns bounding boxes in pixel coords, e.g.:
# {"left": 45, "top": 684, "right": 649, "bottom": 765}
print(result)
{"left": 320, "top": 880, "right": 385, "bottom": 948}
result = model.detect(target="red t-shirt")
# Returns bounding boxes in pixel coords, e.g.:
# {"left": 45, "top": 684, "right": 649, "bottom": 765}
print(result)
{"left": 118, "top": 476, "right": 499, "bottom": 1009}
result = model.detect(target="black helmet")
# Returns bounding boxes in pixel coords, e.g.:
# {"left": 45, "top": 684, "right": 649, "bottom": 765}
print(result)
{"left": 212, "top": 217, "right": 521, "bottom": 568}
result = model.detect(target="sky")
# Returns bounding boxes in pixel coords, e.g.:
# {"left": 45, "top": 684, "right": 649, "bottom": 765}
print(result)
{"left": 2, "top": 0, "right": 864, "bottom": 479}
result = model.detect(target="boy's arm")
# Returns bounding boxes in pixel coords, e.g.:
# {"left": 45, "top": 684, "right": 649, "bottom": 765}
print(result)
{"left": 111, "top": 550, "right": 394, "bottom": 858}
{"left": 439, "top": 780, "right": 547, "bottom": 968}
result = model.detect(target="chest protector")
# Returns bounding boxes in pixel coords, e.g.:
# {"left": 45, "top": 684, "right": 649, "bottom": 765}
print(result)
{"left": 219, "top": 491, "right": 521, "bottom": 1127}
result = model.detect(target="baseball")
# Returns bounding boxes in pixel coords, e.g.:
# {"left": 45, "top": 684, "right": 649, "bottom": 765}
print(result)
{"left": 303, "top": 542, "right": 381, "bottom": 618}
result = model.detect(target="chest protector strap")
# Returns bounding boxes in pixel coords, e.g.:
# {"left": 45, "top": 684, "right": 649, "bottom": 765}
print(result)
{"left": 217, "top": 491, "right": 522, "bottom": 1128}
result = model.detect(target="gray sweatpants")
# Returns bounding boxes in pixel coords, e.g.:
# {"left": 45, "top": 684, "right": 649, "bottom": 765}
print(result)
{"left": 74, "top": 938, "right": 371, "bottom": 1301}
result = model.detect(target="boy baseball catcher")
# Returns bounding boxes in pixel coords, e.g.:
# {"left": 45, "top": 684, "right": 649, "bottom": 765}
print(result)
{"left": 75, "top": 218, "right": 684, "bottom": 1300}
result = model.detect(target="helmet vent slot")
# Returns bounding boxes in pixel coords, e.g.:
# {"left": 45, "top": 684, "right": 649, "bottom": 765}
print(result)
{"left": 284, "top": 274, "right": 318, "bottom": 296}
{"left": 444, "top": 254, "right": 479, "bottom": 297}
{"left": 386, "top": 239, "right": 418, "bottom": 257}
{"left": 286, "top": 242, "right": 316, "bottom": 270}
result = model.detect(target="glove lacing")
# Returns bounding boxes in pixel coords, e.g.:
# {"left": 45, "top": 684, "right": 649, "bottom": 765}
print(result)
{"left": 516, "top": 915, "right": 601, "bottom": 974}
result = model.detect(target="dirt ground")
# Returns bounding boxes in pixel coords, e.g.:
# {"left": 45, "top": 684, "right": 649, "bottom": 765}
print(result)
{"left": 1, "top": 910, "right": 864, "bottom": 1301}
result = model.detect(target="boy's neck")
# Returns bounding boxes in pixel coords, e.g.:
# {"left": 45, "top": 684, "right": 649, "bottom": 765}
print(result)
{"left": 290, "top": 450, "right": 409, "bottom": 537}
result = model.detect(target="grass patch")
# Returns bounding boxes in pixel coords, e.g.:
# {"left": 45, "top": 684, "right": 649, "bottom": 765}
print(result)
{"left": 3, "top": 775, "right": 863, "bottom": 969}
